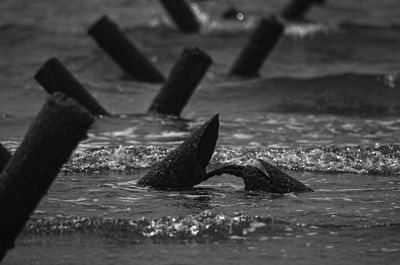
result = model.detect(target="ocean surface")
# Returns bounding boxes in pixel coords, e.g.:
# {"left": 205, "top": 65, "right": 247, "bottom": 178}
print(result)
{"left": 1, "top": 0, "right": 400, "bottom": 264}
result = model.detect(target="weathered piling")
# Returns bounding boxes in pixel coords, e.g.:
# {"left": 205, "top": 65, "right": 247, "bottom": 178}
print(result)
{"left": 88, "top": 16, "right": 165, "bottom": 83}
{"left": 0, "top": 143, "right": 11, "bottom": 171}
{"left": 0, "top": 92, "right": 94, "bottom": 262}
{"left": 229, "top": 16, "right": 284, "bottom": 77}
{"left": 281, "top": 0, "right": 326, "bottom": 20}
{"left": 159, "top": 0, "right": 200, "bottom": 33}
{"left": 35, "top": 57, "right": 109, "bottom": 116}
{"left": 148, "top": 47, "right": 212, "bottom": 116}
{"left": 138, "top": 114, "right": 219, "bottom": 189}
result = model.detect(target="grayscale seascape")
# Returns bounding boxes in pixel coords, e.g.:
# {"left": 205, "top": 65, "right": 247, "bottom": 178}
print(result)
{"left": 0, "top": 0, "right": 400, "bottom": 264}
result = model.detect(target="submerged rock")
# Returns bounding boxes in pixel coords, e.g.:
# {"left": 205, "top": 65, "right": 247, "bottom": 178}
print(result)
{"left": 137, "top": 114, "right": 311, "bottom": 193}
{"left": 137, "top": 114, "right": 219, "bottom": 189}
{"left": 206, "top": 159, "right": 313, "bottom": 193}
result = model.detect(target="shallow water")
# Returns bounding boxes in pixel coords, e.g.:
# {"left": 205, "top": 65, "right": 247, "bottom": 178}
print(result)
{"left": 5, "top": 171, "right": 400, "bottom": 265}
{"left": 1, "top": 0, "right": 400, "bottom": 264}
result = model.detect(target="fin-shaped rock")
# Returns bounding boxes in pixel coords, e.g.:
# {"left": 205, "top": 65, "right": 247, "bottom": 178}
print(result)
{"left": 206, "top": 160, "right": 313, "bottom": 193}
{"left": 137, "top": 114, "right": 219, "bottom": 189}
{"left": 252, "top": 159, "right": 313, "bottom": 193}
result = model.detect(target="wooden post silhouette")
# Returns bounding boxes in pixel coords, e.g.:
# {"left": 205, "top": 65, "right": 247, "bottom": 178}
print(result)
{"left": 88, "top": 16, "right": 165, "bottom": 83}
{"left": 229, "top": 16, "right": 284, "bottom": 78}
{"left": 0, "top": 93, "right": 94, "bottom": 262}
{"left": 35, "top": 57, "right": 109, "bottom": 116}
{"left": 281, "top": 0, "right": 326, "bottom": 20}
{"left": 149, "top": 47, "right": 212, "bottom": 116}
{"left": 159, "top": 0, "right": 200, "bottom": 33}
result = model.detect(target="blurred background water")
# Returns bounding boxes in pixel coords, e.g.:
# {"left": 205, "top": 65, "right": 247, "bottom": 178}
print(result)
{"left": 0, "top": 0, "right": 400, "bottom": 264}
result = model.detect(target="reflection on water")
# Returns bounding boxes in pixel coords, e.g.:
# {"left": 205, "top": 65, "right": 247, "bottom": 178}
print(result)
{"left": 7, "top": 171, "right": 398, "bottom": 264}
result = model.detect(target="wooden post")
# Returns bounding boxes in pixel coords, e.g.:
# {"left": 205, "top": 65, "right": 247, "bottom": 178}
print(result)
{"left": 148, "top": 47, "right": 212, "bottom": 116}
{"left": 281, "top": 0, "right": 326, "bottom": 20}
{"left": 35, "top": 57, "right": 109, "bottom": 116}
{"left": 229, "top": 16, "right": 284, "bottom": 78}
{"left": 159, "top": 0, "right": 200, "bottom": 33}
{"left": 88, "top": 16, "right": 165, "bottom": 83}
{"left": 0, "top": 92, "right": 94, "bottom": 262}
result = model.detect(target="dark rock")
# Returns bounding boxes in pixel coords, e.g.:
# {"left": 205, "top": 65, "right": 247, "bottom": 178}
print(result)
{"left": 249, "top": 160, "right": 313, "bottom": 193}
{"left": 137, "top": 114, "right": 219, "bottom": 189}
{"left": 206, "top": 160, "right": 313, "bottom": 193}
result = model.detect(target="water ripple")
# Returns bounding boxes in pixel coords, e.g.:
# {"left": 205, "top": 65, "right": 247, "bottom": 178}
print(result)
{"left": 25, "top": 210, "right": 400, "bottom": 242}
{"left": 62, "top": 144, "right": 400, "bottom": 176}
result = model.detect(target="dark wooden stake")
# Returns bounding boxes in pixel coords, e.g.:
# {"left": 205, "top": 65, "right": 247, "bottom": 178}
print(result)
{"left": 281, "top": 0, "right": 326, "bottom": 20}
{"left": 138, "top": 114, "right": 219, "bottom": 189}
{"left": 35, "top": 57, "right": 109, "bottom": 116}
{"left": 0, "top": 92, "right": 94, "bottom": 262}
{"left": 159, "top": 0, "right": 200, "bottom": 33}
{"left": 148, "top": 47, "right": 212, "bottom": 116}
{"left": 88, "top": 16, "right": 165, "bottom": 83}
{"left": 229, "top": 16, "right": 284, "bottom": 78}
{"left": 0, "top": 143, "right": 11, "bottom": 172}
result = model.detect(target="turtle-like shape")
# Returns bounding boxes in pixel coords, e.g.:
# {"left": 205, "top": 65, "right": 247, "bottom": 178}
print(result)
{"left": 205, "top": 160, "right": 313, "bottom": 193}
{"left": 138, "top": 114, "right": 313, "bottom": 193}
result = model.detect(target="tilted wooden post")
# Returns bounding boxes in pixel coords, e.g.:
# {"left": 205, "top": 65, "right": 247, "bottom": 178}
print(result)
{"left": 0, "top": 92, "right": 94, "bottom": 261}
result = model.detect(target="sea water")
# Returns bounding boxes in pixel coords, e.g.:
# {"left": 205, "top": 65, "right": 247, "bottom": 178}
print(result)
{"left": 0, "top": 0, "right": 400, "bottom": 264}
